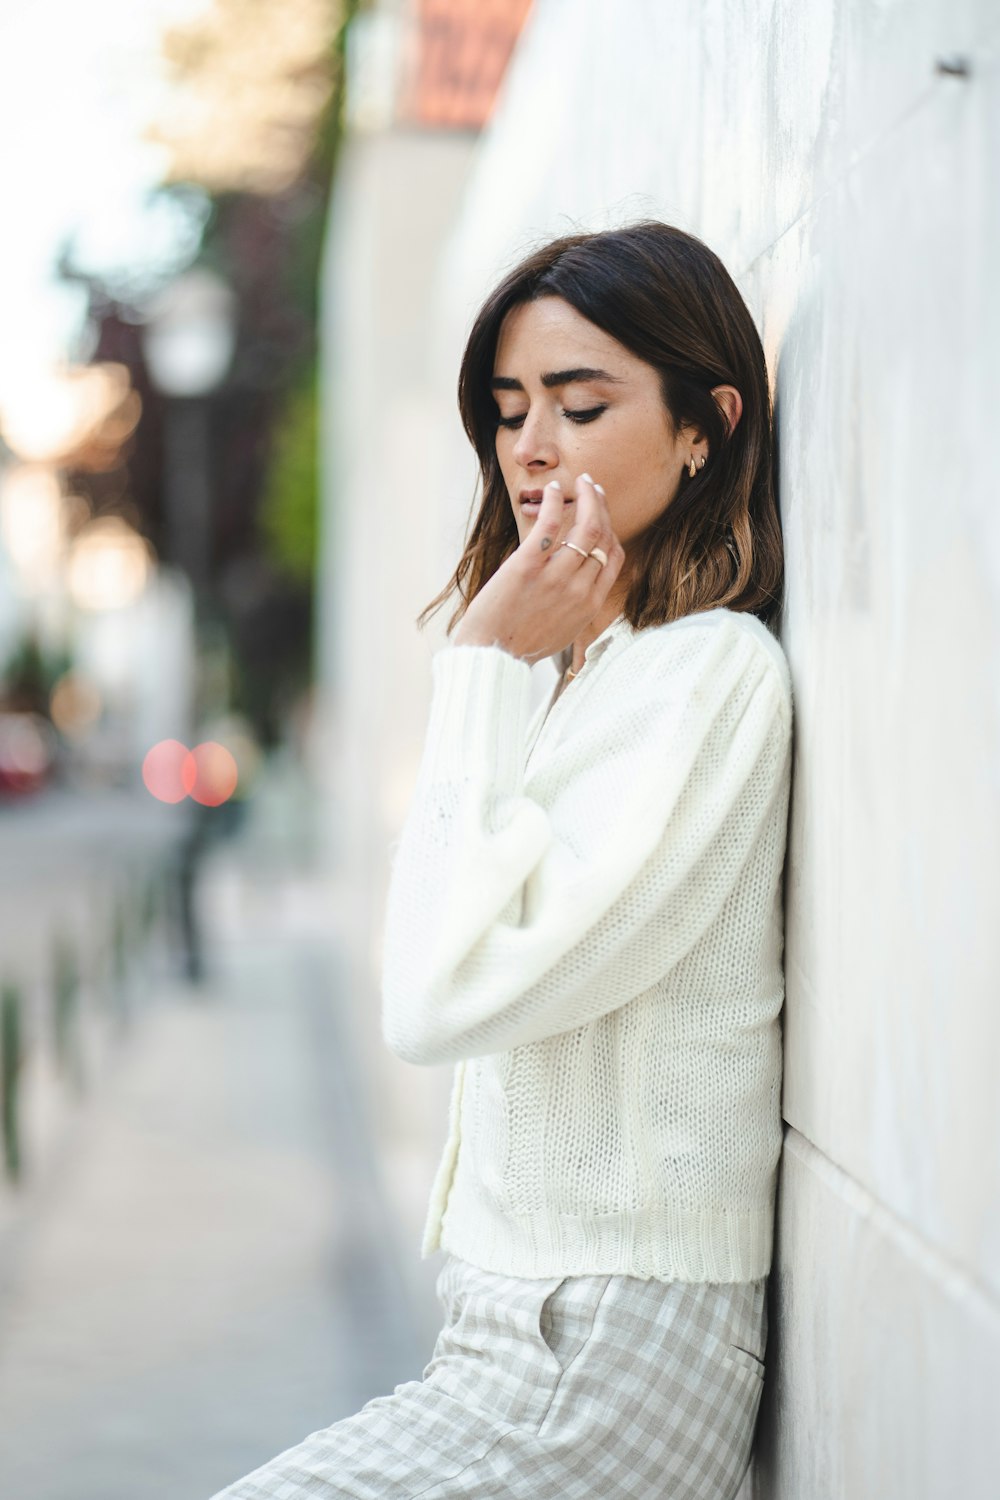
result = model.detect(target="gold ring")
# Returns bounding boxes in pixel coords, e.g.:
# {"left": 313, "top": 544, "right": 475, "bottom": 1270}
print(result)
{"left": 560, "top": 541, "right": 590, "bottom": 560}
{"left": 588, "top": 547, "right": 608, "bottom": 568}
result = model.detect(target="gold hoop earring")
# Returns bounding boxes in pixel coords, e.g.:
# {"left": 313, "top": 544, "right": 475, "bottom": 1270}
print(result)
{"left": 688, "top": 457, "right": 697, "bottom": 478}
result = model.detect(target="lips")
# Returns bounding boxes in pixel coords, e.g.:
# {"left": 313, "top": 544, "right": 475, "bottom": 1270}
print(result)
{"left": 519, "top": 488, "right": 575, "bottom": 507}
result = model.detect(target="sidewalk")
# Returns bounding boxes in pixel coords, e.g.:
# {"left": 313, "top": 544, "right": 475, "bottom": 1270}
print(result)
{"left": 0, "top": 762, "right": 430, "bottom": 1500}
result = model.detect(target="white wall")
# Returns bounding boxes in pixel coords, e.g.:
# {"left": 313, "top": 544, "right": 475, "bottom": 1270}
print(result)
{"left": 318, "top": 1, "right": 1000, "bottom": 1486}
{"left": 315, "top": 121, "right": 480, "bottom": 1333}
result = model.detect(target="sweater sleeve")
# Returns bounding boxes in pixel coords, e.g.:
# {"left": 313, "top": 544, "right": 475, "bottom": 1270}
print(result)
{"left": 379, "top": 618, "right": 792, "bottom": 1066}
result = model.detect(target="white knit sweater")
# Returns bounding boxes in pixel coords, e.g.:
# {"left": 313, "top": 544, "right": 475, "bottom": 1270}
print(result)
{"left": 380, "top": 606, "right": 793, "bottom": 1283}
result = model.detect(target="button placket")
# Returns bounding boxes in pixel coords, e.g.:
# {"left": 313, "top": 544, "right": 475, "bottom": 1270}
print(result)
{"left": 523, "top": 616, "right": 633, "bottom": 771}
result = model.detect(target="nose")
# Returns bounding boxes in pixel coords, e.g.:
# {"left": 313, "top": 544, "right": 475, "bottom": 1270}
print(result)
{"left": 511, "top": 407, "right": 558, "bottom": 472}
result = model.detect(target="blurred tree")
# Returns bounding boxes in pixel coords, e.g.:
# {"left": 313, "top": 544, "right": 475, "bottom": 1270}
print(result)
{"left": 55, "top": 0, "right": 360, "bottom": 749}
{"left": 150, "top": 0, "right": 344, "bottom": 197}
{"left": 258, "top": 359, "right": 319, "bottom": 585}
{"left": 1, "top": 633, "right": 72, "bottom": 717}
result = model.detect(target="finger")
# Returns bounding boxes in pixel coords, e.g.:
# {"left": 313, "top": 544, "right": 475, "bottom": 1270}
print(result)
{"left": 523, "top": 479, "right": 566, "bottom": 562}
{"left": 559, "top": 472, "right": 614, "bottom": 566}
{"left": 585, "top": 479, "right": 620, "bottom": 564}
{"left": 553, "top": 480, "right": 623, "bottom": 600}
{"left": 590, "top": 483, "right": 622, "bottom": 566}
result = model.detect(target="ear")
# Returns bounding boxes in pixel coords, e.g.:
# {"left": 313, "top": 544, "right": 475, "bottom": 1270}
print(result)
{"left": 711, "top": 384, "right": 743, "bottom": 437}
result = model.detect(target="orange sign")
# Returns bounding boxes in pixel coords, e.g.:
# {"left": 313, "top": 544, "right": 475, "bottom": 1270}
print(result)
{"left": 399, "top": 0, "right": 534, "bottom": 130}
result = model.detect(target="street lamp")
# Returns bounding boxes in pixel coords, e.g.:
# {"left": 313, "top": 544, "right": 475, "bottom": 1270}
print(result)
{"left": 139, "top": 267, "right": 238, "bottom": 985}
{"left": 139, "top": 267, "right": 237, "bottom": 610}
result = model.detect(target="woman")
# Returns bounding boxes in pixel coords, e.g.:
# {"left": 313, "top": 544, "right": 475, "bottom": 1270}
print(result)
{"left": 212, "top": 221, "right": 793, "bottom": 1499}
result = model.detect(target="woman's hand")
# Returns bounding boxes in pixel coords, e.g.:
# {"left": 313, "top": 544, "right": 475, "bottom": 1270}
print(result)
{"left": 451, "top": 473, "right": 626, "bottom": 664}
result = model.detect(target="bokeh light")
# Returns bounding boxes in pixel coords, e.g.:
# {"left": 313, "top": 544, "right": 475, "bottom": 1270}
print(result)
{"left": 0, "top": 362, "right": 139, "bottom": 466}
{"left": 50, "top": 671, "right": 104, "bottom": 740}
{"left": 67, "top": 515, "right": 154, "bottom": 611}
{"left": 0, "top": 465, "right": 66, "bottom": 587}
{"left": 142, "top": 738, "right": 196, "bottom": 804}
{"left": 187, "top": 740, "right": 239, "bottom": 806}
{"left": 142, "top": 738, "right": 240, "bottom": 805}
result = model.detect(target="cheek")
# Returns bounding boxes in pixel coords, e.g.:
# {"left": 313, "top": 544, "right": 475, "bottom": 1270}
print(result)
{"left": 598, "top": 441, "right": 674, "bottom": 526}
{"left": 495, "top": 432, "right": 517, "bottom": 476}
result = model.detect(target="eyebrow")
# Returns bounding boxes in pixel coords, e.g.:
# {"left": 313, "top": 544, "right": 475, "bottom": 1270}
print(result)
{"left": 491, "top": 366, "right": 624, "bottom": 391}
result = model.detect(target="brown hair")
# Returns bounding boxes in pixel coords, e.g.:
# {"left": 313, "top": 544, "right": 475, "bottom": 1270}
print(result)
{"left": 417, "top": 220, "right": 783, "bottom": 635}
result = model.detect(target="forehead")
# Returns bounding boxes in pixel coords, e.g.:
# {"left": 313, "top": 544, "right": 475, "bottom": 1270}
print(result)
{"left": 494, "top": 295, "right": 636, "bottom": 375}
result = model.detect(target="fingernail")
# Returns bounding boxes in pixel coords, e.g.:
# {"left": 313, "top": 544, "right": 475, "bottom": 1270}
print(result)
{"left": 579, "top": 472, "right": 593, "bottom": 483}
{"left": 545, "top": 479, "right": 561, "bottom": 490}
{"left": 594, "top": 483, "right": 605, "bottom": 495}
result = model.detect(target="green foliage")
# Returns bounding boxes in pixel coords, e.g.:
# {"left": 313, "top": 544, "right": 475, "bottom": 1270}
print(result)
{"left": 258, "top": 360, "right": 320, "bottom": 583}
{"left": 1, "top": 632, "right": 72, "bottom": 714}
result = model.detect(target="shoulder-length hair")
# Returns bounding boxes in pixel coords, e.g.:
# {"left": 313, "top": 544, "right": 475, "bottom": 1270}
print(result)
{"left": 417, "top": 220, "right": 784, "bottom": 635}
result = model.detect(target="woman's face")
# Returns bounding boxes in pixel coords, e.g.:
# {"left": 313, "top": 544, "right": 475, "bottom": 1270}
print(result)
{"left": 492, "top": 295, "right": 697, "bottom": 551}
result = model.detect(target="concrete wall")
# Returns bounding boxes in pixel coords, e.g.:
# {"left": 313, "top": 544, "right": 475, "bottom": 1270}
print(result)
{"left": 315, "top": 117, "right": 480, "bottom": 1331}
{"left": 317, "top": 0, "right": 1000, "bottom": 1486}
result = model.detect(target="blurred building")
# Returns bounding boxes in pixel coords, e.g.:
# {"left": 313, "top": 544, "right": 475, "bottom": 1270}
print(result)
{"left": 0, "top": 0, "right": 346, "bottom": 1275}
{"left": 313, "top": 0, "right": 535, "bottom": 1321}
{"left": 317, "top": 0, "right": 1000, "bottom": 1493}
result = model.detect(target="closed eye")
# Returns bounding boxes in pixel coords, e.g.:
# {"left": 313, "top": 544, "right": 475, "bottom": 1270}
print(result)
{"left": 496, "top": 404, "right": 608, "bottom": 430}
{"left": 564, "top": 404, "right": 607, "bottom": 425}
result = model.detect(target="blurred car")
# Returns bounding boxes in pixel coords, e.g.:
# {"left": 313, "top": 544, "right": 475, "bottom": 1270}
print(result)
{"left": 0, "top": 712, "right": 56, "bottom": 797}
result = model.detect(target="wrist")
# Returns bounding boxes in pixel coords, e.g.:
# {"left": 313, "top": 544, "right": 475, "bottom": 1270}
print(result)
{"left": 452, "top": 627, "right": 512, "bottom": 655}
{"left": 451, "top": 625, "right": 548, "bottom": 666}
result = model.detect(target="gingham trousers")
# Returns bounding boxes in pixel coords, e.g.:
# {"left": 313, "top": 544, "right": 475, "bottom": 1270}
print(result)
{"left": 209, "top": 1254, "right": 768, "bottom": 1499}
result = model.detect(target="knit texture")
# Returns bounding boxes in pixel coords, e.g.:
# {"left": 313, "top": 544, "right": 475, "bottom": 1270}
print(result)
{"left": 380, "top": 606, "right": 794, "bottom": 1283}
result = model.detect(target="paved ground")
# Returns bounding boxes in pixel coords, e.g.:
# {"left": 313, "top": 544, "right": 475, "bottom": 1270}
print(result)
{"left": 0, "top": 755, "right": 760, "bottom": 1500}
{"left": 0, "top": 766, "right": 432, "bottom": 1500}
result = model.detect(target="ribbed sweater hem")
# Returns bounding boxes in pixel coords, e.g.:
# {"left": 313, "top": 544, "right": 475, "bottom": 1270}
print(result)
{"left": 428, "top": 1191, "right": 775, "bottom": 1284}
